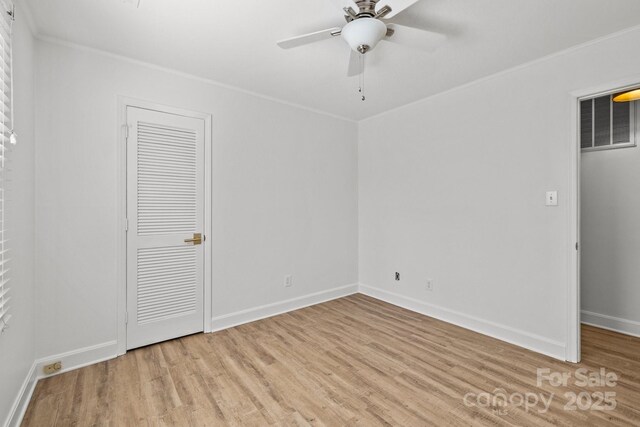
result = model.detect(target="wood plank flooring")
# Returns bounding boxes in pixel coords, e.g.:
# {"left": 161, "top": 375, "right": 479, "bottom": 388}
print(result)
{"left": 22, "top": 294, "right": 640, "bottom": 426}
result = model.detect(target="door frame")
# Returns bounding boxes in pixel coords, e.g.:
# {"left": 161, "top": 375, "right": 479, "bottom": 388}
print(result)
{"left": 116, "top": 96, "right": 213, "bottom": 356}
{"left": 566, "top": 76, "right": 640, "bottom": 363}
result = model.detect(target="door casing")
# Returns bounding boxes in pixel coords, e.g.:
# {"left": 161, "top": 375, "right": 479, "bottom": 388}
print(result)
{"left": 567, "top": 76, "right": 640, "bottom": 363}
{"left": 117, "top": 97, "right": 212, "bottom": 356}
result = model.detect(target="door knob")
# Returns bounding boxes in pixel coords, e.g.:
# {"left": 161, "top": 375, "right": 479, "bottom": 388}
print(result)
{"left": 184, "top": 233, "right": 203, "bottom": 245}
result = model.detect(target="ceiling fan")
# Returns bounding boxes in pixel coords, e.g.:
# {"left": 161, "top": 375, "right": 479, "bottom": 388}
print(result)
{"left": 277, "top": 0, "right": 445, "bottom": 77}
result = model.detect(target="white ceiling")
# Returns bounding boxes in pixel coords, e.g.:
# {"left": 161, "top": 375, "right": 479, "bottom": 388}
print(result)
{"left": 23, "top": 0, "right": 640, "bottom": 120}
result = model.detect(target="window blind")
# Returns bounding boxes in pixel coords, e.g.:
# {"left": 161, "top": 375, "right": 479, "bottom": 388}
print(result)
{"left": 0, "top": 0, "right": 14, "bottom": 334}
{"left": 580, "top": 93, "right": 634, "bottom": 151}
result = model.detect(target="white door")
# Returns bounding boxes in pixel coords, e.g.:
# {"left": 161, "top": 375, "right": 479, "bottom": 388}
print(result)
{"left": 126, "top": 106, "right": 205, "bottom": 350}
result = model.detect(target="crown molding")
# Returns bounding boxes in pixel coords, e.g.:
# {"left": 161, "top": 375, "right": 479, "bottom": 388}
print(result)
{"left": 35, "top": 33, "right": 358, "bottom": 124}
{"left": 361, "top": 23, "right": 640, "bottom": 123}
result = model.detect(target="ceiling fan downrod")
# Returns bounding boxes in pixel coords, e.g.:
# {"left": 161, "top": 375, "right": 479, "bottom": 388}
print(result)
{"left": 345, "top": 0, "right": 391, "bottom": 22}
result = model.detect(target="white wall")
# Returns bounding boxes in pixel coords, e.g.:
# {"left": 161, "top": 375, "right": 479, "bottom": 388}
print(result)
{"left": 24, "top": 5, "right": 640, "bottom": 389}
{"left": 0, "top": 1, "right": 37, "bottom": 425}
{"left": 581, "top": 108, "right": 640, "bottom": 332}
{"left": 359, "top": 27, "right": 640, "bottom": 359}
{"left": 34, "top": 40, "right": 358, "bottom": 359}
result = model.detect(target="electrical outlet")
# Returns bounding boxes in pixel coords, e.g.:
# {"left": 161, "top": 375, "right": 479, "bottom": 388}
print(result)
{"left": 43, "top": 361, "right": 62, "bottom": 375}
{"left": 395, "top": 272, "right": 400, "bottom": 281}
{"left": 426, "top": 279, "right": 434, "bottom": 292}
{"left": 284, "top": 275, "right": 293, "bottom": 288}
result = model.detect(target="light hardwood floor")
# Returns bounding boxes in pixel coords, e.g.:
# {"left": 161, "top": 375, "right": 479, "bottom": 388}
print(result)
{"left": 22, "top": 294, "right": 640, "bottom": 426}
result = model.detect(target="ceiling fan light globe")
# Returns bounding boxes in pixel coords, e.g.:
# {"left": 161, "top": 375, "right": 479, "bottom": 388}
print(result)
{"left": 341, "top": 18, "right": 387, "bottom": 53}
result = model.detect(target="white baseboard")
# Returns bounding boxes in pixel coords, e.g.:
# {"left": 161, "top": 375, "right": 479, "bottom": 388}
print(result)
{"left": 3, "top": 361, "right": 37, "bottom": 427}
{"left": 6, "top": 283, "right": 573, "bottom": 427}
{"left": 358, "top": 284, "right": 566, "bottom": 361}
{"left": 4, "top": 341, "right": 119, "bottom": 427}
{"left": 581, "top": 310, "right": 640, "bottom": 338}
{"left": 35, "top": 340, "right": 119, "bottom": 380}
{"left": 211, "top": 283, "right": 359, "bottom": 332}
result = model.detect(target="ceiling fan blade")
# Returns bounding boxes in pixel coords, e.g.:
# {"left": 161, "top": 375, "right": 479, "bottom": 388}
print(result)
{"left": 330, "top": 0, "right": 359, "bottom": 12}
{"left": 277, "top": 27, "right": 342, "bottom": 49}
{"left": 347, "top": 50, "right": 361, "bottom": 77}
{"left": 376, "top": 0, "right": 421, "bottom": 19}
{"left": 384, "top": 24, "right": 445, "bottom": 52}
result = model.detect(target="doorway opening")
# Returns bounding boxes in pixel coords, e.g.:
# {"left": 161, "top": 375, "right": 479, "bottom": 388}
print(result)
{"left": 571, "top": 83, "right": 640, "bottom": 362}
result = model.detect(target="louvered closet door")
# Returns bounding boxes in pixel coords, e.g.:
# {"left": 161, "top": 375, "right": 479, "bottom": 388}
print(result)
{"left": 126, "top": 106, "right": 205, "bottom": 350}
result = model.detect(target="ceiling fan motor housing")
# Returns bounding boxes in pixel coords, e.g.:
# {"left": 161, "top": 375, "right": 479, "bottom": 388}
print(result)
{"left": 341, "top": 18, "right": 387, "bottom": 54}
{"left": 355, "top": 0, "right": 378, "bottom": 17}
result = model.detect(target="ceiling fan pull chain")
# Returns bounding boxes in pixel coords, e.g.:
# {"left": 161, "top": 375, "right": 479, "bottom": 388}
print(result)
{"left": 358, "top": 53, "right": 363, "bottom": 97}
{"left": 362, "top": 54, "right": 366, "bottom": 102}
{"left": 359, "top": 53, "right": 366, "bottom": 102}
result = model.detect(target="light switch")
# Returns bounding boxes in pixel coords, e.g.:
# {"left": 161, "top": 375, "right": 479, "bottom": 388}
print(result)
{"left": 546, "top": 191, "right": 558, "bottom": 206}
